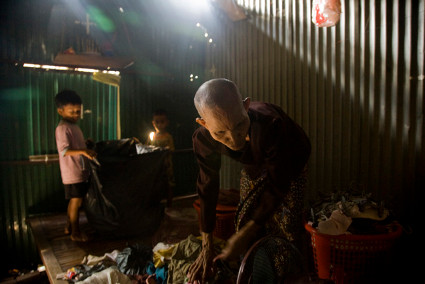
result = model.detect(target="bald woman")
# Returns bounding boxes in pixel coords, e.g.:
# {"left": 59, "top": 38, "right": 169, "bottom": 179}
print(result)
{"left": 188, "top": 78, "right": 311, "bottom": 283}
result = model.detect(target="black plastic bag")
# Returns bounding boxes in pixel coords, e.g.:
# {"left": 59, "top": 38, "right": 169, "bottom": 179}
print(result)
{"left": 84, "top": 160, "right": 120, "bottom": 234}
{"left": 116, "top": 243, "right": 153, "bottom": 275}
{"left": 95, "top": 138, "right": 139, "bottom": 157}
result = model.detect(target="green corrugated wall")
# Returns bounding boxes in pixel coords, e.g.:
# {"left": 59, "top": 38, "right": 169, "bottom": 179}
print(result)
{"left": 0, "top": 65, "right": 117, "bottom": 161}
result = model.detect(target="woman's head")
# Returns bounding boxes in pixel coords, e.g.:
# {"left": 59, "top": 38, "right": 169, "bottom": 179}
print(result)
{"left": 194, "top": 78, "right": 250, "bottom": 151}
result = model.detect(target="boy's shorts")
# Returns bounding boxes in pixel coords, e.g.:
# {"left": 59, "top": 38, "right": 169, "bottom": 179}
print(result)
{"left": 64, "top": 181, "right": 89, "bottom": 199}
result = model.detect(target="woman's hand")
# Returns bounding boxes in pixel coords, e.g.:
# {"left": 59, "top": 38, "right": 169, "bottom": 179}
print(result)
{"left": 187, "top": 232, "right": 215, "bottom": 284}
{"left": 214, "top": 220, "right": 261, "bottom": 261}
{"left": 145, "top": 274, "right": 157, "bottom": 284}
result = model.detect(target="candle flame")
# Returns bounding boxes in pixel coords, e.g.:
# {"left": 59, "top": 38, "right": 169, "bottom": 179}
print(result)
{"left": 149, "top": 132, "right": 155, "bottom": 141}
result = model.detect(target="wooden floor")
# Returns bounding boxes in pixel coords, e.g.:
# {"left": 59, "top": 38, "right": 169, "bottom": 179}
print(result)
{"left": 27, "top": 196, "right": 200, "bottom": 284}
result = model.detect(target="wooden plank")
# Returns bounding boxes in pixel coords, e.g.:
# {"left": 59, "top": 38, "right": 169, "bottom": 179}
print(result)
{"left": 27, "top": 217, "right": 67, "bottom": 284}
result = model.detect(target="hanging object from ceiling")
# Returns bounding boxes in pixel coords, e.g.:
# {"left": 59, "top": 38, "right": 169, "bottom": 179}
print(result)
{"left": 312, "top": 0, "right": 342, "bottom": 28}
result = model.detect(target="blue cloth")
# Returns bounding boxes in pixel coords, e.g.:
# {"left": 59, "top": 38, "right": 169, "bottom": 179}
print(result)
{"left": 146, "top": 261, "right": 168, "bottom": 284}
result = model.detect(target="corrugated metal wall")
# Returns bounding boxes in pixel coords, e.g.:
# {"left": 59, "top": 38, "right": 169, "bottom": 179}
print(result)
{"left": 207, "top": 0, "right": 424, "bottom": 222}
{"left": 0, "top": 66, "right": 117, "bottom": 161}
{"left": 0, "top": 161, "right": 65, "bottom": 269}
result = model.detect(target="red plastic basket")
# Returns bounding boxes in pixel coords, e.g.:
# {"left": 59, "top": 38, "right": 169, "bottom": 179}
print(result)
{"left": 305, "top": 222, "right": 402, "bottom": 283}
{"left": 193, "top": 199, "right": 237, "bottom": 240}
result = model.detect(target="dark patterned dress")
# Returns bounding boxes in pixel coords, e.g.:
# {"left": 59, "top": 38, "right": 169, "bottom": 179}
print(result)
{"left": 236, "top": 166, "right": 307, "bottom": 277}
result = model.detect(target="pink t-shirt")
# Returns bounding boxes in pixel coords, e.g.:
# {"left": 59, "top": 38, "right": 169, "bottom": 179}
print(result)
{"left": 55, "top": 120, "right": 90, "bottom": 184}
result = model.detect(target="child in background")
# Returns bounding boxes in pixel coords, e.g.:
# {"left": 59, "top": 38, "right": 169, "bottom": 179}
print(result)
{"left": 147, "top": 109, "right": 175, "bottom": 207}
{"left": 148, "top": 109, "right": 175, "bottom": 151}
{"left": 55, "top": 90, "right": 97, "bottom": 242}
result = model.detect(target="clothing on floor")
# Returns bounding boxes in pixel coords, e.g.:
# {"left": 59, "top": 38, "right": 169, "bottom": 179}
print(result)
{"left": 167, "top": 235, "right": 202, "bottom": 283}
{"left": 81, "top": 250, "right": 120, "bottom": 266}
{"left": 116, "top": 243, "right": 153, "bottom": 275}
{"left": 76, "top": 267, "right": 132, "bottom": 284}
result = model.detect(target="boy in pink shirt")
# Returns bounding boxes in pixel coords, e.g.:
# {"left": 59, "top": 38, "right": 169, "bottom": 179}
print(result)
{"left": 55, "top": 90, "right": 96, "bottom": 241}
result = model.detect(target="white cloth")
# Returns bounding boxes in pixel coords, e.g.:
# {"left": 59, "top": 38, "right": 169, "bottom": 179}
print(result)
{"left": 317, "top": 209, "right": 352, "bottom": 235}
{"left": 76, "top": 267, "right": 132, "bottom": 284}
{"left": 81, "top": 250, "right": 120, "bottom": 266}
{"left": 153, "top": 242, "right": 174, "bottom": 252}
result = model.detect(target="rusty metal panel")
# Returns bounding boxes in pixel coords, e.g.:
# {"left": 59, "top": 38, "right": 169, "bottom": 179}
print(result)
{"left": 208, "top": 0, "right": 424, "bottom": 221}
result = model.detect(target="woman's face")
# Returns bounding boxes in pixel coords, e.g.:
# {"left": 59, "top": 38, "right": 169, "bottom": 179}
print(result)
{"left": 200, "top": 102, "right": 250, "bottom": 151}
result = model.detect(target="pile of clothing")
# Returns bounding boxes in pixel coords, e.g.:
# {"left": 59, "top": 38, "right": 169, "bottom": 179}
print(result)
{"left": 57, "top": 235, "right": 237, "bottom": 284}
{"left": 308, "top": 191, "right": 395, "bottom": 235}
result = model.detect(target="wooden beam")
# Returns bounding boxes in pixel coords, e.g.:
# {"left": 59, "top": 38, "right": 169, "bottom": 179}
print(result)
{"left": 27, "top": 217, "right": 67, "bottom": 284}
{"left": 53, "top": 54, "right": 134, "bottom": 69}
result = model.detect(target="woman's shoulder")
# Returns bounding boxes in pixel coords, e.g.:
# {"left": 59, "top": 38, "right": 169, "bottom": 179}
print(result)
{"left": 192, "top": 127, "right": 221, "bottom": 154}
{"left": 249, "top": 102, "right": 288, "bottom": 122}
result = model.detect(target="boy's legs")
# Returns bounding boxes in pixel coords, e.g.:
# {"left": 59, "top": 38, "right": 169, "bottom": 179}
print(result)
{"left": 64, "top": 182, "right": 89, "bottom": 241}
{"left": 67, "top": 197, "right": 88, "bottom": 241}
